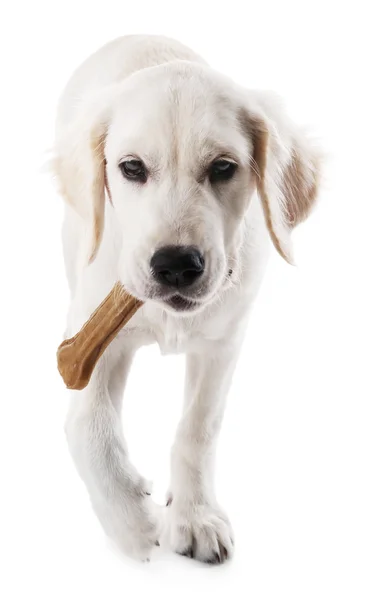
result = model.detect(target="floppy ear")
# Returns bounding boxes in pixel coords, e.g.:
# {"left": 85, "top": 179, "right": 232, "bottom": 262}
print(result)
{"left": 53, "top": 91, "right": 113, "bottom": 263}
{"left": 246, "top": 92, "right": 321, "bottom": 264}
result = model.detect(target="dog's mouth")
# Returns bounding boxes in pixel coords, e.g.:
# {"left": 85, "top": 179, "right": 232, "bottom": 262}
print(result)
{"left": 131, "top": 267, "right": 233, "bottom": 314}
{"left": 164, "top": 294, "right": 200, "bottom": 312}
{"left": 155, "top": 269, "right": 233, "bottom": 313}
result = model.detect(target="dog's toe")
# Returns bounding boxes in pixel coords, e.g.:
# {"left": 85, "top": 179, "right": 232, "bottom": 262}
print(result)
{"left": 168, "top": 502, "right": 234, "bottom": 565}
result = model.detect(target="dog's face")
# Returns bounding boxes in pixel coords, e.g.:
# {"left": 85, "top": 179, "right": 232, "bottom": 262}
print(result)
{"left": 105, "top": 63, "right": 254, "bottom": 313}
{"left": 56, "top": 61, "right": 320, "bottom": 315}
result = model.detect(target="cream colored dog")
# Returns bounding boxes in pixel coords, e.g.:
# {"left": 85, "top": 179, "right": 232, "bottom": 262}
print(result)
{"left": 54, "top": 35, "right": 320, "bottom": 564}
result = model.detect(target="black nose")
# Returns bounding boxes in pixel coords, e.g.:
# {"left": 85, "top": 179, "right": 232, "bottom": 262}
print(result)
{"left": 150, "top": 246, "right": 205, "bottom": 288}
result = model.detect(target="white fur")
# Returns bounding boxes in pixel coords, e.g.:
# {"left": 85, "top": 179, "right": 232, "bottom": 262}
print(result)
{"left": 54, "top": 35, "right": 319, "bottom": 563}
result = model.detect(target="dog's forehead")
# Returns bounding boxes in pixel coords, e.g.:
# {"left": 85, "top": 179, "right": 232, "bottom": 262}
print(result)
{"left": 107, "top": 63, "right": 250, "bottom": 163}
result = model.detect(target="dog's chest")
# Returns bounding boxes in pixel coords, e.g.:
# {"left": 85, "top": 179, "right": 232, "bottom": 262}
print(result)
{"left": 136, "top": 303, "right": 227, "bottom": 355}
{"left": 153, "top": 315, "right": 201, "bottom": 354}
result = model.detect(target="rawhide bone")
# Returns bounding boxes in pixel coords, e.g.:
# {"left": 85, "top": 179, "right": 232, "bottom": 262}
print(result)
{"left": 57, "top": 283, "right": 143, "bottom": 390}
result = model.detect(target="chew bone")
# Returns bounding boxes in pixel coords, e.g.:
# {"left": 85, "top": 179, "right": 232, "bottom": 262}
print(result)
{"left": 57, "top": 283, "right": 143, "bottom": 390}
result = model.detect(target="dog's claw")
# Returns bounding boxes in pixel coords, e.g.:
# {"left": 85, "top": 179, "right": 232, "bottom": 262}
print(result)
{"left": 178, "top": 546, "right": 194, "bottom": 559}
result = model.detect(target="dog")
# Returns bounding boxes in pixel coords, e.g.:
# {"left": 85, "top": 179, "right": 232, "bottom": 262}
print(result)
{"left": 53, "top": 34, "right": 320, "bottom": 564}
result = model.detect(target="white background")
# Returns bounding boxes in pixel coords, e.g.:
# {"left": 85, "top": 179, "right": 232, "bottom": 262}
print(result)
{"left": 1, "top": 1, "right": 386, "bottom": 598}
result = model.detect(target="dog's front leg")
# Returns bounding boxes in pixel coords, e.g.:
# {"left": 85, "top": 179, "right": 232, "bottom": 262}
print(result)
{"left": 168, "top": 341, "right": 241, "bottom": 564}
{"left": 65, "top": 345, "right": 161, "bottom": 561}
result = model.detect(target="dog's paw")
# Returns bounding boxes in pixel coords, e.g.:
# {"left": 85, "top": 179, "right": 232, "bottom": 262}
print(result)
{"left": 93, "top": 485, "right": 162, "bottom": 562}
{"left": 167, "top": 500, "right": 234, "bottom": 564}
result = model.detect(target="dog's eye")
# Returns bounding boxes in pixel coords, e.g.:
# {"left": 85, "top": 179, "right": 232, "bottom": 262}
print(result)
{"left": 209, "top": 159, "right": 238, "bottom": 184}
{"left": 119, "top": 159, "right": 147, "bottom": 183}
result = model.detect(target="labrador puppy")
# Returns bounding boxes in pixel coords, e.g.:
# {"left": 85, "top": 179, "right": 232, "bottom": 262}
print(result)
{"left": 53, "top": 35, "right": 320, "bottom": 564}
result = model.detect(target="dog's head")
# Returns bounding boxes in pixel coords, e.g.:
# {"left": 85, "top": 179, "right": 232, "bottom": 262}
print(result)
{"left": 55, "top": 61, "right": 320, "bottom": 314}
